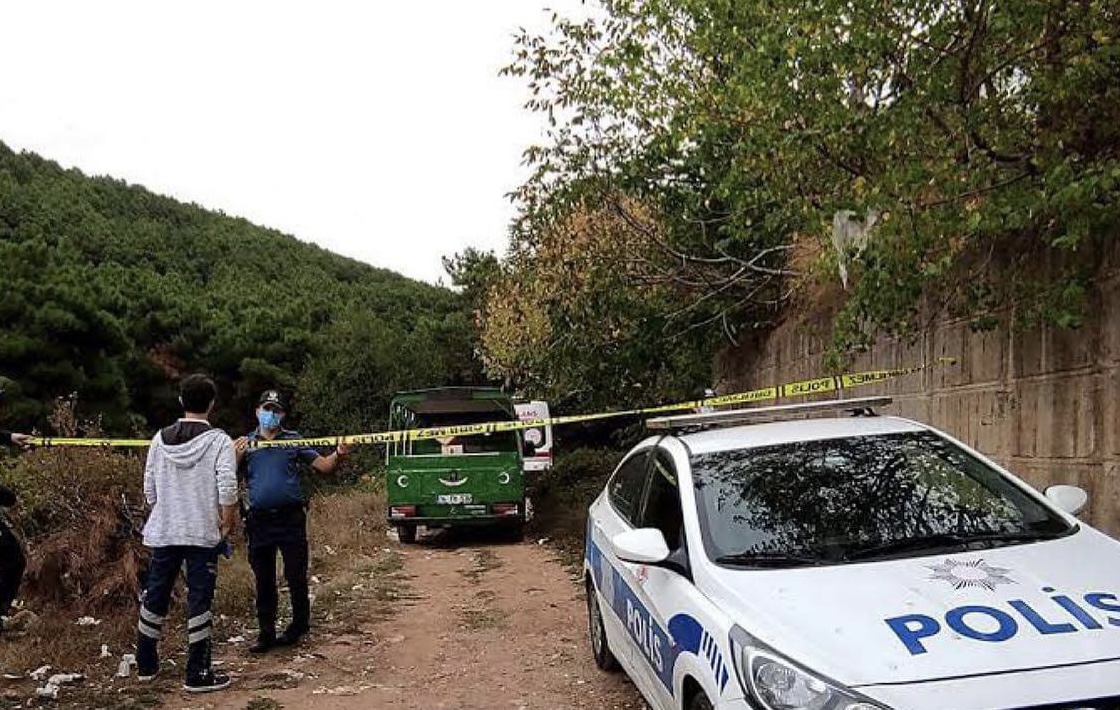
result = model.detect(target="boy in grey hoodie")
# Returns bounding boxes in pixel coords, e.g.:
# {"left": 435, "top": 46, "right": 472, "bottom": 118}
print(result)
{"left": 136, "top": 374, "right": 237, "bottom": 693}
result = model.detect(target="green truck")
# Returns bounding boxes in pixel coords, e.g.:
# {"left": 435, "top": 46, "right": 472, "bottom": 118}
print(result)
{"left": 385, "top": 387, "right": 531, "bottom": 543}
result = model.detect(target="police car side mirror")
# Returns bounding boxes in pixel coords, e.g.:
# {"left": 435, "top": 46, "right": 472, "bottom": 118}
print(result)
{"left": 1045, "top": 484, "right": 1089, "bottom": 516}
{"left": 612, "top": 528, "right": 670, "bottom": 565}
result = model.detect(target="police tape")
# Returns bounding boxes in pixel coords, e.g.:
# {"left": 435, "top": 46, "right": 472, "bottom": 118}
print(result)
{"left": 27, "top": 358, "right": 956, "bottom": 449}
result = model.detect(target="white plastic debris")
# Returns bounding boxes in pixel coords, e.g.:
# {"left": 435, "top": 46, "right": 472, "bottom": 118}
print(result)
{"left": 226, "top": 635, "right": 246, "bottom": 644}
{"left": 311, "top": 575, "right": 322, "bottom": 584}
{"left": 100, "top": 644, "right": 111, "bottom": 658}
{"left": 324, "top": 545, "right": 337, "bottom": 556}
{"left": 36, "top": 684, "right": 59, "bottom": 699}
{"left": 116, "top": 654, "right": 136, "bottom": 678}
{"left": 29, "top": 666, "right": 51, "bottom": 681}
{"left": 75, "top": 616, "right": 101, "bottom": 626}
{"left": 36, "top": 673, "right": 81, "bottom": 699}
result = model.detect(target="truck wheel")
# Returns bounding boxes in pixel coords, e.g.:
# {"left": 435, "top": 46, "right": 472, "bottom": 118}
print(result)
{"left": 586, "top": 581, "right": 619, "bottom": 672}
{"left": 398, "top": 524, "right": 417, "bottom": 544}
{"left": 505, "top": 523, "right": 525, "bottom": 543}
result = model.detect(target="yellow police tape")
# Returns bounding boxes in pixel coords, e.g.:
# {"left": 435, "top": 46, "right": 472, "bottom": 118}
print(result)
{"left": 27, "top": 358, "right": 956, "bottom": 449}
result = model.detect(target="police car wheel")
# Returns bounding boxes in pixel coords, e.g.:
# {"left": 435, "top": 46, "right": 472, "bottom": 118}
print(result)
{"left": 398, "top": 525, "right": 417, "bottom": 544}
{"left": 586, "top": 582, "right": 619, "bottom": 671}
{"left": 687, "top": 691, "right": 713, "bottom": 710}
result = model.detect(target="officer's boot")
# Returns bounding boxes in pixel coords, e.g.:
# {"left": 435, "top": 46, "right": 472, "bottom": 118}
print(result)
{"left": 249, "top": 616, "right": 276, "bottom": 654}
{"left": 277, "top": 594, "right": 310, "bottom": 646}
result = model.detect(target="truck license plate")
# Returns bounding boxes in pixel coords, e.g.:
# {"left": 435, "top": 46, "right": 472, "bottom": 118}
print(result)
{"left": 436, "top": 493, "right": 473, "bottom": 505}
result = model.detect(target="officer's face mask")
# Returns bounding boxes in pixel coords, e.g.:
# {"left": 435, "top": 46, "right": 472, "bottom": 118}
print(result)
{"left": 257, "top": 409, "right": 282, "bottom": 430}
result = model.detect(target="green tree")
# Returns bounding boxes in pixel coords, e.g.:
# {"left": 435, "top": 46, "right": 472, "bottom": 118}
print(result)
{"left": 0, "top": 141, "right": 480, "bottom": 436}
{"left": 479, "top": 198, "right": 715, "bottom": 412}
{"left": 504, "top": 0, "right": 1120, "bottom": 364}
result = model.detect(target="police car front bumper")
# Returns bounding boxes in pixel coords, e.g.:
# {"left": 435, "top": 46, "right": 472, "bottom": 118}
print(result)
{"left": 853, "top": 657, "right": 1120, "bottom": 710}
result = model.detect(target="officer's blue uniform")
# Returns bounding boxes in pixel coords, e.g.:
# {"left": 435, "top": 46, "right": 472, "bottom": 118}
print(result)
{"left": 241, "top": 429, "right": 320, "bottom": 640}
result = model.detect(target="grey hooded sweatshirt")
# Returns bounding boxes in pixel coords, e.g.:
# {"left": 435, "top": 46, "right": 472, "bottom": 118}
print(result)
{"left": 142, "top": 420, "right": 237, "bottom": 548}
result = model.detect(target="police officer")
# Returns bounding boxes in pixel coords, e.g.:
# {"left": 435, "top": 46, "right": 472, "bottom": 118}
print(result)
{"left": 233, "top": 390, "right": 349, "bottom": 653}
{"left": 0, "top": 384, "right": 33, "bottom": 633}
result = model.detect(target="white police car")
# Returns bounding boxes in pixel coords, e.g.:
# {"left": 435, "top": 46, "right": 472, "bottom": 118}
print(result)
{"left": 584, "top": 397, "right": 1120, "bottom": 710}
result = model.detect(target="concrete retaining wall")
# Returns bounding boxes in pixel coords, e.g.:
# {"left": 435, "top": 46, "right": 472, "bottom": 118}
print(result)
{"left": 719, "top": 251, "right": 1120, "bottom": 535}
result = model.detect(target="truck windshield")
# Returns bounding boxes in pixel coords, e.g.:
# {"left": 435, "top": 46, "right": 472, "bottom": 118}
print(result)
{"left": 691, "top": 432, "right": 1074, "bottom": 566}
{"left": 407, "top": 411, "right": 519, "bottom": 455}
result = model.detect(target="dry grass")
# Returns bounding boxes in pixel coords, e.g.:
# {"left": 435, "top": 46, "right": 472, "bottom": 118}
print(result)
{"left": 461, "top": 548, "right": 502, "bottom": 584}
{"left": 8, "top": 447, "right": 148, "bottom": 613}
{"left": 0, "top": 480, "right": 394, "bottom": 709}
{"left": 455, "top": 549, "right": 507, "bottom": 631}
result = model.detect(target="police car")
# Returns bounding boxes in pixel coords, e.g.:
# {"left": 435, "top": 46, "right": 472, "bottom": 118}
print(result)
{"left": 584, "top": 397, "right": 1120, "bottom": 710}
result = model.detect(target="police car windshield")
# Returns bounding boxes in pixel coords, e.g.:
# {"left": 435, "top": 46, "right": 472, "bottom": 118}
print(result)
{"left": 691, "top": 432, "right": 1073, "bottom": 566}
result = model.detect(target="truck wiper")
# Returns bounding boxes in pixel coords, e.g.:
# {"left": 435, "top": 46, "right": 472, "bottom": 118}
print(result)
{"left": 715, "top": 551, "right": 831, "bottom": 568}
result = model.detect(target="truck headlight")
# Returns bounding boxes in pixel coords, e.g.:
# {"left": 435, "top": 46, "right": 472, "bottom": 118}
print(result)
{"left": 729, "top": 626, "right": 890, "bottom": 710}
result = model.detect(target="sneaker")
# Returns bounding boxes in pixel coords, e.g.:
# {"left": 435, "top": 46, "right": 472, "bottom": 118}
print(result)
{"left": 183, "top": 670, "right": 231, "bottom": 693}
{"left": 137, "top": 668, "right": 159, "bottom": 682}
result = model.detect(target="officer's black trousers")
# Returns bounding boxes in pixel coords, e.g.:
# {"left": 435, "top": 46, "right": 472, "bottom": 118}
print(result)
{"left": 246, "top": 506, "right": 310, "bottom": 636}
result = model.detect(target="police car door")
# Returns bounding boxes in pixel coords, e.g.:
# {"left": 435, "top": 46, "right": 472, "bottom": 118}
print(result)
{"left": 589, "top": 448, "right": 653, "bottom": 677}
{"left": 623, "top": 446, "right": 693, "bottom": 708}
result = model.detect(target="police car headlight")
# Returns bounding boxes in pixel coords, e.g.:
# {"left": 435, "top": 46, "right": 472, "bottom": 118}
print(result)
{"left": 729, "top": 626, "right": 890, "bottom": 710}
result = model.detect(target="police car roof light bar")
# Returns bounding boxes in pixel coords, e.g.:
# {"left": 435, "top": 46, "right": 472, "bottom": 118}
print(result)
{"left": 645, "top": 396, "right": 894, "bottom": 431}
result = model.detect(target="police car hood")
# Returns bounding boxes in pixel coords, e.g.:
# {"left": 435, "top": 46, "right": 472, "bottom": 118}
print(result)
{"left": 704, "top": 527, "right": 1120, "bottom": 687}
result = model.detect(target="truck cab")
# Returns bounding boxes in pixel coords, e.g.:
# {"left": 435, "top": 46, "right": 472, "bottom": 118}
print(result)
{"left": 386, "top": 387, "right": 530, "bottom": 543}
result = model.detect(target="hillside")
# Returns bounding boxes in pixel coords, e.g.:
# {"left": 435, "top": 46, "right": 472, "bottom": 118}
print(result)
{"left": 0, "top": 141, "right": 480, "bottom": 435}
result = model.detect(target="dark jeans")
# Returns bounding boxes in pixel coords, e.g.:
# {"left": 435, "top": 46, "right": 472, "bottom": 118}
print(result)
{"left": 136, "top": 545, "right": 219, "bottom": 681}
{"left": 246, "top": 507, "right": 310, "bottom": 636}
{"left": 0, "top": 519, "right": 25, "bottom": 618}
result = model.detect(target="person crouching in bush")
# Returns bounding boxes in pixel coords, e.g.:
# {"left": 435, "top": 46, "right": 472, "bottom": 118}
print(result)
{"left": 135, "top": 374, "right": 237, "bottom": 693}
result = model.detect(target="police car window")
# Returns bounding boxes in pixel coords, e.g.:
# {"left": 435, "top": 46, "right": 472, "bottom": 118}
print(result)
{"left": 608, "top": 452, "right": 650, "bottom": 525}
{"left": 690, "top": 432, "right": 1074, "bottom": 567}
{"left": 640, "top": 451, "right": 684, "bottom": 552}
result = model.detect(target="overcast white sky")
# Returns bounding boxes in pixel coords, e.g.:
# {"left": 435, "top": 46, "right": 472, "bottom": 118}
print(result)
{"left": 0, "top": 1, "right": 587, "bottom": 284}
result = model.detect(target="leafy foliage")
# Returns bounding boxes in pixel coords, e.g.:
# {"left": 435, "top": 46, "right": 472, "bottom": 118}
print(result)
{"left": 477, "top": 198, "right": 716, "bottom": 412}
{"left": 499, "top": 0, "right": 1119, "bottom": 373}
{"left": 0, "top": 141, "right": 481, "bottom": 435}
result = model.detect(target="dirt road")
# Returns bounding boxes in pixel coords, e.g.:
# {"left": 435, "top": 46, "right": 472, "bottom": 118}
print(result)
{"left": 191, "top": 532, "right": 646, "bottom": 710}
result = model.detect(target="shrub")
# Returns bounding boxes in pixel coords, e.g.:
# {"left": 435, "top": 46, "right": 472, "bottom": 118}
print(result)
{"left": 2, "top": 445, "right": 147, "bottom": 613}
